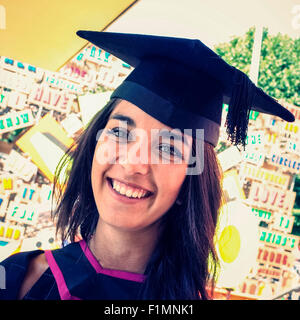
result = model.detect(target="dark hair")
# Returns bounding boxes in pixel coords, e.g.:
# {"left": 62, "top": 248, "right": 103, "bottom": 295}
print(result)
{"left": 52, "top": 98, "right": 224, "bottom": 300}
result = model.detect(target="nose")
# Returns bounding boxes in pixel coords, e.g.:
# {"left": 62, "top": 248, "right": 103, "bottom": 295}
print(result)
{"left": 118, "top": 129, "right": 151, "bottom": 176}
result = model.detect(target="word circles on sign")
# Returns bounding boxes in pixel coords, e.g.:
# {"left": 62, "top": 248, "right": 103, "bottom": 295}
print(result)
{"left": 0, "top": 222, "right": 24, "bottom": 242}
{"left": 6, "top": 202, "right": 39, "bottom": 225}
{"left": 270, "top": 153, "right": 300, "bottom": 174}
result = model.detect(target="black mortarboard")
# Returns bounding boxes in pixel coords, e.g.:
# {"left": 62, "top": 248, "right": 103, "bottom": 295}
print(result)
{"left": 76, "top": 31, "right": 295, "bottom": 149}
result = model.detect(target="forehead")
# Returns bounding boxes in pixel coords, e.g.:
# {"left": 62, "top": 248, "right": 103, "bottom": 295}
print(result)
{"left": 110, "top": 99, "right": 168, "bottom": 128}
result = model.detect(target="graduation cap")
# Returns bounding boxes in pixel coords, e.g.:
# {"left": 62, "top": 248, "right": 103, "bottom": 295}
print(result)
{"left": 76, "top": 31, "right": 295, "bottom": 149}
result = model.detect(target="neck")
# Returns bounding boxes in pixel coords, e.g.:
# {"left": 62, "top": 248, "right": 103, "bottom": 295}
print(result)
{"left": 89, "top": 220, "right": 159, "bottom": 274}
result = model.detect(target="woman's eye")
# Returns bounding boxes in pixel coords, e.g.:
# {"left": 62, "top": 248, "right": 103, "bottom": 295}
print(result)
{"left": 107, "top": 127, "right": 129, "bottom": 140}
{"left": 159, "top": 144, "right": 183, "bottom": 159}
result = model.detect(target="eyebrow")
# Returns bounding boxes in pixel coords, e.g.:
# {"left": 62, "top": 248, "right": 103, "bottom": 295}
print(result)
{"left": 108, "top": 113, "right": 189, "bottom": 146}
{"left": 108, "top": 113, "right": 136, "bottom": 127}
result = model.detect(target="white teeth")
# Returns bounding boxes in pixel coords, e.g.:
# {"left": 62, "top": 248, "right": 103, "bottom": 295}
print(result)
{"left": 111, "top": 179, "right": 148, "bottom": 199}
{"left": 132, "top": 191, "right": 139, "bottom": 198}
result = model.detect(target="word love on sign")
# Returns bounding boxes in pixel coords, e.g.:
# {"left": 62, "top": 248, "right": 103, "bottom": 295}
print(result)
{"left": 28, "top": 84, "right": 75, "bottom": 113}
{"left": 0, "top": 109, "right": 35, "bottom": 134}
{"left": 248, "top": 181, "right": 296, "bottom": 214}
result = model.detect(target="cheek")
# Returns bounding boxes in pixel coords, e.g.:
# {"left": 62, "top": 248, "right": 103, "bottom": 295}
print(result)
{"left": 155, "top": 165, "right": 187, "bottom": 206}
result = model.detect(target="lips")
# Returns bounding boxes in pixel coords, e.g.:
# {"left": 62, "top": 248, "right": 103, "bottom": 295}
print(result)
{"left": 107, "top": 177, "right": 153, "bottom": 199}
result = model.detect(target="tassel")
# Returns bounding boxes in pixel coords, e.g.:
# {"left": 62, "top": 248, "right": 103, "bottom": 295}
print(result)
{"left": 225, "top": 68, "right": 255, "bottom": 151}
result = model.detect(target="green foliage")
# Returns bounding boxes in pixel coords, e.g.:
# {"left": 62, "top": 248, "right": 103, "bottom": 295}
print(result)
{"left": 214, "top": 27, "right": 300, "bottom": 107}
{"left": 215, "top": 27, "right": 300, "bottom": 236}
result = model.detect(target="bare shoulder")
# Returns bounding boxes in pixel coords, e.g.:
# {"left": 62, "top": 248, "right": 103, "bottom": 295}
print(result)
{"left": 18, "top": 252, "right": 49, "bottom": 300}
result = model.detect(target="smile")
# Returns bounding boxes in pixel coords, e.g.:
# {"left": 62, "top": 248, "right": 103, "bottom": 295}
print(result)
{"left": 107, "top": 177, "right": 153, "bottom": 200}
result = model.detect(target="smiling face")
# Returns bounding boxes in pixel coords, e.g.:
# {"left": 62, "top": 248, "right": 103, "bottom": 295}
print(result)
{"left": 91, "top": 99, "right": 193, "bottom": 232}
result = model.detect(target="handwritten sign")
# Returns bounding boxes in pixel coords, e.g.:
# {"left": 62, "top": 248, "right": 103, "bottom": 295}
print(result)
{"left": 258, "top": 228, "right": 299, "bottom": 250}
{"left": 248, "top": 181, "right": 296, "bottom": 214}
{"left": 0, "top": 222, "right": 24, "bottom": 242}
{"left": 0, "top": 109, "right": 35, "bottom": 134}
{"left": 0, "top": 175, "right": 15, "bottom": 193}
{"left": 270, "top": 153, "right": 300, "bottom": 173}
{"left": 257, "top": 265, "right": 283, "bottom": 280}
{"left": 28, "top": 84, "right": 75, "bottom": 113}
{"left": 0, "top": 56, "right": 44, "bottom": 80}
{"left": 239, "top": 163, "right": 290, "bottom": 189}
{"left": 15, "top": 183, "right": 40, "bottom": 204}
{"left": 242, "top": 150, "right": 265, "bottom": 166}
{"left": 6, "top": 202, "right": 39, "bottom": 225}
{"left": 284, "top": 138, "right": 300, "bottom": 156}
{"left": 272, "top": 214, "right": 295, "bottom": 233}
{"left": 257, "top": 247, "right": 294, "bottom": 268}
{"left": 44, "top": 71, "right": 82, "bottom": 94}
{"left": 251, "top": 207, "right": 272, "bottom": 222}
{"left": 245, "top": 130, "right": 265, "bottom": 146}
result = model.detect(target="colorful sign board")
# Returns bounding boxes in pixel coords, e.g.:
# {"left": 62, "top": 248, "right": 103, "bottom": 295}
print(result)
{"left": 6, "top": 202, "right": 39, "bottom": 225}
{"left": 0, "top": 222, "right": 24, "bottom": 242}
{"left": 257, "top": 247, "right": 294, "bottom": 268}
{"left": 16, "top": 113, "right": 74, "bottom": 182}
{"left": 248, "top": 181, "right": 296, "bottom": 214}
{"left": 242, "top": 150, "right": 265, "bottom": 166}
{"left": 258, "top": 228, "right": 299, "bottom": 250}
{"left": 28, "top": 84, "right": 75, "bottom": 113}
{"left": 269, "top": 153, "right": 300, "bottom": 174}
{"left": 239, "top": 163, "right": 290, "bottom": 189}
{"left": 0, "top": 109, "right": 35, "bottom": 134}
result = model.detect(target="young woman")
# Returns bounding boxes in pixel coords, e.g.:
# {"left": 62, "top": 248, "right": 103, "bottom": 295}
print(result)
{"left": 0, "top": 31, "right": 294, "bottom": 300}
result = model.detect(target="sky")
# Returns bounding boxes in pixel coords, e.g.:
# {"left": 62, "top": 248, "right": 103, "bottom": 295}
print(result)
{"left": 107, "top": 0, "right": 300, "bottom": 48}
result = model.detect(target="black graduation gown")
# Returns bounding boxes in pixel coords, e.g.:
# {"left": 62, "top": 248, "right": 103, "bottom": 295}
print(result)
{"left": 0, "top": 240, "right": 145, "bottom": 300}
